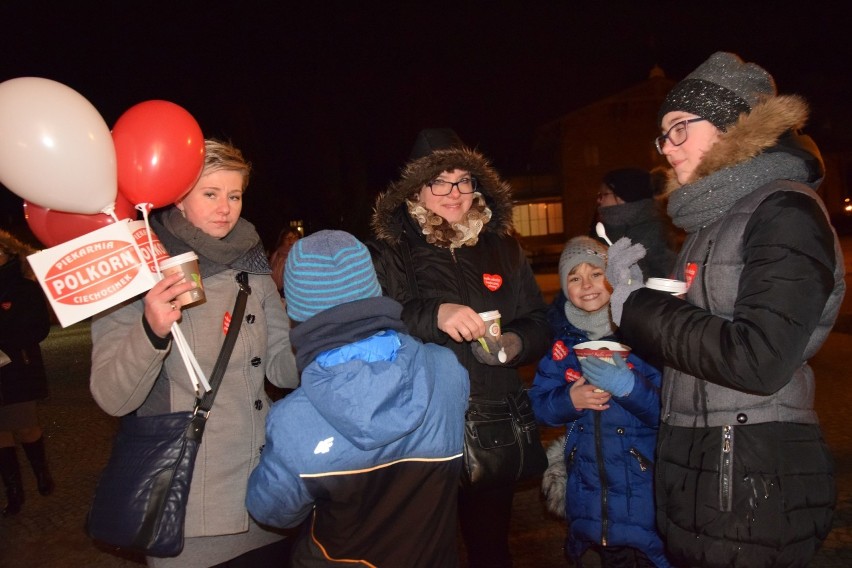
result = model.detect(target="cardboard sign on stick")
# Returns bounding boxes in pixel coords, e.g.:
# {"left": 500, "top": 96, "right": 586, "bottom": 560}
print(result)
{"left": 28, "top": 220, "right": 165, "bottom": 327}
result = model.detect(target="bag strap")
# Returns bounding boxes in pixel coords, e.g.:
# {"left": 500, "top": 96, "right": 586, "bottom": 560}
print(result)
{"left": 187, "top": 272, "right": 250, "bottom": 440}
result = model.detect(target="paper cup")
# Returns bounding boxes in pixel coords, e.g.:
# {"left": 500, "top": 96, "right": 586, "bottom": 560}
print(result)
{"left": 477, "top": 310, "right": 503, "bottom": 358}
{"left": 645, "top": 277, "right": 687, "bottom": 297}
{"left": 574, "top": 340, "right": 631, "bottom": 392}
{"left": 478, "top": 310, "right": 502, "bottom": 342}
{"left": 160, "top": 252, "right": 205, "bottom": 306}
{"left": 574, "top": 340, "right": 631, "bottom": 364}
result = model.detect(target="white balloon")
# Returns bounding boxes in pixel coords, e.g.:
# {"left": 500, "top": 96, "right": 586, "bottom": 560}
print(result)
{"left": 0, "top": 77, "right": 116, "bottom": 214}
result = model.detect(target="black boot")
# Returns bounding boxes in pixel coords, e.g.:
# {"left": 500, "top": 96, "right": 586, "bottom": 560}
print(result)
{"left": 1, "top": 446, "right": 24, "bottom": 516}
{"left": 22, "top": 437, "right": 54, "bottom": 496}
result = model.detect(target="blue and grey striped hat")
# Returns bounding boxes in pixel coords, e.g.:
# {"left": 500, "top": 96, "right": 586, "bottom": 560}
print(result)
{"left": 284, "top": 230, "right": 382, "bottom": 322}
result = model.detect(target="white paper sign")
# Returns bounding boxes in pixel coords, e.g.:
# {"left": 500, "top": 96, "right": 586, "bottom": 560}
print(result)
{"left": 27, "top": 220, "right": 169, "bottom": 327}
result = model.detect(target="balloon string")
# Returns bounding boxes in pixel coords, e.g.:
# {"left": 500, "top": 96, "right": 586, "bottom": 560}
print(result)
{"left": 135, "top": 203, "right": 161, "bottom": 273}
{"left": 101, "top": 202, "right": 118, "bottom": 222}
{"left": 133, "top": 201, "right": 210, "bottom": 394}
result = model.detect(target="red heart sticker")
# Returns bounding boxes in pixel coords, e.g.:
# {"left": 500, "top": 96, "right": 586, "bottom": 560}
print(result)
{"left": 1, "top": 302, "right": 11, "bottom": 311}
{"left": 222, "top": 311, "right": 232, "bottom": 335}
{"left": 564, "top": 368, "right": 582, "bottom": 383}
{"left": 552, "top": 340, "right": 568, "bottom": 361}
{"left": 684, "top": 262, "right": 698, "bottom": 291}
{"left": 483, "top": 273, "right": 503, "bottom": 291}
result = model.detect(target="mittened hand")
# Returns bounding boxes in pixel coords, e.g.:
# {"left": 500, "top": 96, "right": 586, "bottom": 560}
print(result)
{"left": 605, "top": 237, "right": 646, "bottom": 326}
{"left": 578, "top": 353, "right": 635, "bottom": 397}
{"left": 471, "top": 332, "right": 522, "bottom": 366}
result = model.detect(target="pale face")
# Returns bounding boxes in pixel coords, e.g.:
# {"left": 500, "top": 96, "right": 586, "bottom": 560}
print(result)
{"left": 417, "top": 169, "right": 475, "bottom": 224}
{"left": 659, "top": 111, "right": 720, "bottom": 185}
{"left": 596, "top": 183, "right": 622, "bottom": 208}
{"left": 566, "top": 262, "right": 612, "bottom": 313}
{"left": 176, "top": 170, "right": 244, "bottom": 239}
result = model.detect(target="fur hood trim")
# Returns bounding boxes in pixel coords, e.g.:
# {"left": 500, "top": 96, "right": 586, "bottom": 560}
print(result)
{"left": 541, "top": 434, "right": 567, "bottom": 518}
{"left": 371, "top": 146, "right": 514, "bottom": 243}
{"left": 665, "top": 94, "right": 817, "bottom": 194}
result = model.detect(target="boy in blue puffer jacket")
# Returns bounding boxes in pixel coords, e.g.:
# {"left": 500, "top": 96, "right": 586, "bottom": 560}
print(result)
{"left": 247, "top": 230, "right": 469, "bottom": 567}
{"left": 529, "top": 236, "right": 669, "bottom": 567}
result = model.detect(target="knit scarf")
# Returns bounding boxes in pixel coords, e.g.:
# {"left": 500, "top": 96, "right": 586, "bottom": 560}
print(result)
{"left": 289, "top": 296, "right": 408, "bottom": 374}
{"left": 563, "top": 301, "right": 614, "bottom": 341}
{"left": 405, "top": 193, "right": 492, "bottom": 250}
{"left": 597, "top": 198, "right": 658, "bottom": 229}
{"left": 667, "top": 152, "right": 809, "bottom": 233}
{"left": 149, "top": 207, "right": 271, "bottom": 277}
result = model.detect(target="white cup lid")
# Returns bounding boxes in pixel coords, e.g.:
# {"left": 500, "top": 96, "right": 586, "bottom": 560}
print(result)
{"left": 645, "top": 278, "right": 687, "bottom": 295}
{"left": 160, "top": 251, "right": 199, "bottom": 269}
{"left": 478, "top": 310, "right": 501, "bottom": 320}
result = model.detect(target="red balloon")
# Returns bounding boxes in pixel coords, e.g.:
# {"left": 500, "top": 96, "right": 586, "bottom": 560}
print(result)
{"left": 113, "top": 100, "right": 205, "bottom": 208}
{"left": 24, "top": 193, "right": 137, "bottom": 248}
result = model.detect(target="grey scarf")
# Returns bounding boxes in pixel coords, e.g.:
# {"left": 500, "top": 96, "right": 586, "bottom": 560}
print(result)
{"left": 149, "top": 207, "right": 271, "bottom": 277}
{"left": 564, "top": 301, "right": 614, "bottom": 341}
{"left": 667, "top": 152, "right": 809, "bottom": 233}
{"left": 598, "top": 198, "right": 658, "bottom": 229}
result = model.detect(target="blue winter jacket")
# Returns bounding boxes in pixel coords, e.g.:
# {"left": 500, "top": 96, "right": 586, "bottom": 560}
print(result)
{"left": 246, "top": 329, "right": 469, "bottom": 567}
{"left": 529, "top": 296, "right": 669, "bottom": 567}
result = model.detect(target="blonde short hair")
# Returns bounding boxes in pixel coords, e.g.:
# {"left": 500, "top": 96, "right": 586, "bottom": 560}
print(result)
{"left": 203, "top": 139, "right": 252, "bottom": 190}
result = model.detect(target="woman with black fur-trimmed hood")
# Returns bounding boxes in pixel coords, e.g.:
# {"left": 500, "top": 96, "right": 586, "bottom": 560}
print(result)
{"left": 610, "top": 52, "right": 845, "bottom": 567}
{"left": 369, "top": 129, "right": 551, "bottom": 568}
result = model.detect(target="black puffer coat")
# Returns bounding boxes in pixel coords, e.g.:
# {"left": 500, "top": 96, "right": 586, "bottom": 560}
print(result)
{"left": 369, "top": 146, "right": 550, "bottom": 400}
{"left": 620, "top": 95, "right": 843, "bottom": 567}
{"left": 0, "top": 257, "right": 51, "bottom": 406}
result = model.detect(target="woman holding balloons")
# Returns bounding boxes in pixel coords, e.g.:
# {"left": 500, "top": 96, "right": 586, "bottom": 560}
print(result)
{"left": 89, "top": 139, "right": 299, "bottom": 567}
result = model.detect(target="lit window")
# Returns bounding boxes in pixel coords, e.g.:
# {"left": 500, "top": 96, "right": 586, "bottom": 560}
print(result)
{"left": 512, "top": 202, "right": 563, "bottom": 236}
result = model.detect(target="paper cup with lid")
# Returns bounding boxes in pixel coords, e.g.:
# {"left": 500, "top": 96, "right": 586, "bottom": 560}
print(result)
{"left": 159, "top": 252, "right": 205, "bottom": 306}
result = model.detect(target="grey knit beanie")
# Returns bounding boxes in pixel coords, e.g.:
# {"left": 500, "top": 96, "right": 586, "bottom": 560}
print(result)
{"left": 658, "top": 52, "right": 776, "bottom": 130}
{"left": 558, "top": 236, "right": 608, "bottom": 298}
{"left": 284, "top": 230, "right": 382, "bottom": 322}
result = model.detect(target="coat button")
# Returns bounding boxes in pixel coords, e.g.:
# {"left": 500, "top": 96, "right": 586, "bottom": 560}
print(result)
{"left": 246, "top": 314, "right": 256, "bottom": 324}
{"left": 251, "top": 356, "right": 262, "bottom": 367}
{"left": 737, "top": 413, "right": 748, "bottom": 424}
{"left": 254, "top": 399, "right": 263, "bottom": 410}
{"left": 616, "top": 427, "right": 625, "bottom": 435}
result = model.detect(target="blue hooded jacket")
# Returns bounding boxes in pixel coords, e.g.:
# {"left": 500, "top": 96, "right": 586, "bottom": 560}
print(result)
{"left": 247, "top": 321, "right": 469, "bottom": 567}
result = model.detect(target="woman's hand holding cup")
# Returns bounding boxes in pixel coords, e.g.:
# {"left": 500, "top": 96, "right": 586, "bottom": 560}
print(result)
{"left": 143, "top": 272, "right": 198, "bottom": 338}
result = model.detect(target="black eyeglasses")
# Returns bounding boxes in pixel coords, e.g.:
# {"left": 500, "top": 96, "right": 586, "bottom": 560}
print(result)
{"left": 427, "top": 177, "right": 477, "bottom": 196}
{"left": 654, "top": 118, "right": 707, "bottom": 154}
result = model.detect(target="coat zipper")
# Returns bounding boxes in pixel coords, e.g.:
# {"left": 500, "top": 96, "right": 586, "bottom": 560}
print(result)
{"left": 594, "top": 412, "right": 609, "bottom": 546}
{"left": 701, "top": 238, "right": 714, "bottom": 309}
{"left": 719, "top": 425, "right": 734, "bottom": 512}
{"left": 629, "top": 448, "right": 650, "bottom": 472}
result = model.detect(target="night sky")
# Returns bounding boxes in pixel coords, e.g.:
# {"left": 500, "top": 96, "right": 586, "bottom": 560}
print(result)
{"left": 2, "top": 2, "right": 850, "bottom": 246}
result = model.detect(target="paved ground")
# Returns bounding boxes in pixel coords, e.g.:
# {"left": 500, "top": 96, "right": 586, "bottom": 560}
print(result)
{"left": 3, "top": 237, "right": 852, "bottom": 567}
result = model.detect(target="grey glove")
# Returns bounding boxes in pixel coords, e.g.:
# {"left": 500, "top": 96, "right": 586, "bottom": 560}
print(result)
{"left": 471, "top": 332, "right": 522, "bottom": 366}
{"left": 605, "top": 237, "right": 646, "bottom": 326}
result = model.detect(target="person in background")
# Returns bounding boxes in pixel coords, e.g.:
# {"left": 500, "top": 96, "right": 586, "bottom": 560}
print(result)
{"left": 609, "top": 52, "right": 845, "bottom": 567}
{"left": 0, "top": 230, "right": 54, "bottom": 516}
{"left": 595, "top": 167, "right": 677, "bottom": 278}
{"left": 369, "top": 128, "right": 551, "bottom": 567}
{"left": 268, "top": 227, "right": 301, "bottom": 299}
{"left": 90, "top": 139, "right": 299, "bottom": 567}
{"left": 531, "top": 236, "right": 669, "bottom": 567}
{"left": 247, "top": 230, "right": 469, "bottom": 567}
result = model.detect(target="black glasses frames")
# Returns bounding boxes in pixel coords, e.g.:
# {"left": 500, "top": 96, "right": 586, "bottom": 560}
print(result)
{"left": 654, "top": 117, "right": 707, "bottom": 154}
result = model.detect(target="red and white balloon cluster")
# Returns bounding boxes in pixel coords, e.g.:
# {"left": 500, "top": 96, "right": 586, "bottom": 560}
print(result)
{"left": 0, "top": 77, "right": 205, "bottom": 247}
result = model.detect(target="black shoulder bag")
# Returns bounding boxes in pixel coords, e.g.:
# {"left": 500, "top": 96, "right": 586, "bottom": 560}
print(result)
{"left": 86, "top": 272, "right": 250, "bottom": 557}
